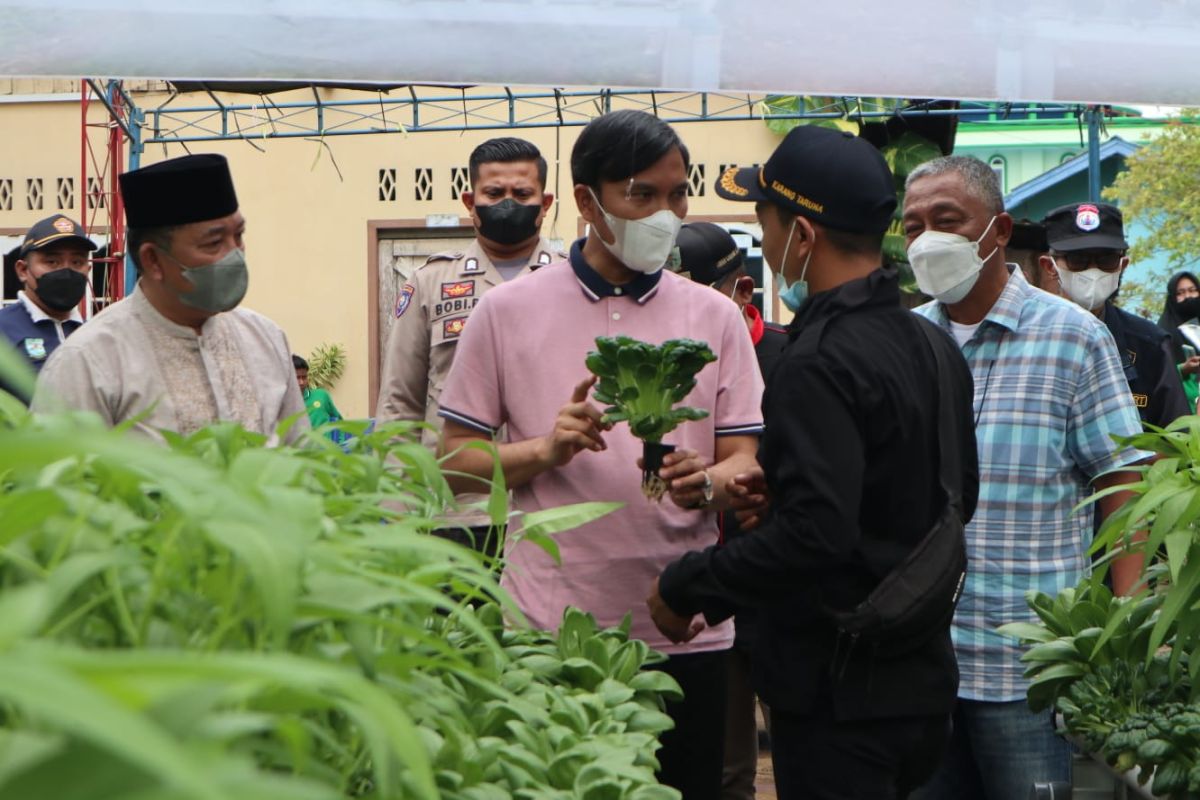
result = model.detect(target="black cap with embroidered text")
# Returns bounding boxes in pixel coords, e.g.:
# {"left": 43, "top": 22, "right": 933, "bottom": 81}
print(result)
{"left": 674, "top": 222, "right": 743, "bottom": 285}
{"left": 119, "top": 153, "right": 239, "bottom": 228}
{"left": 714, "top": 125, "right": 896, "bottom": 235}
{"left": 19, "top": 214, "right": 97, "bottom": 257}
{"left": 1042, "top": 202, "right": 1128, "bottom": 252}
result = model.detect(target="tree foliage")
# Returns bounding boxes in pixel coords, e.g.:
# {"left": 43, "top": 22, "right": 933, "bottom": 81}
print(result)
{"left": 1106, "top": 111, "right": 1200, "bottom": 318}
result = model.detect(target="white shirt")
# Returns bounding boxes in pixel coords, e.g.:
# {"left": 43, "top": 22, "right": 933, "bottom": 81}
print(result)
{"left": 949, "top": 319, "right": 982, "bottom": 347}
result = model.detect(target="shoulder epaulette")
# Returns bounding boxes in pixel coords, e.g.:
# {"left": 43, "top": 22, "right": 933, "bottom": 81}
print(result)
{"left": 421, "top": 251, "right": 463, "bottom": 267}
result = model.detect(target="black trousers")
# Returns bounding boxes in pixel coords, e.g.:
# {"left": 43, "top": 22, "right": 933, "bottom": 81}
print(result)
{"left": 771, "top": 704, "right": 951, "bottom": 800}
{"left": 649, "top": 649, "right": 729, "bottom": 800}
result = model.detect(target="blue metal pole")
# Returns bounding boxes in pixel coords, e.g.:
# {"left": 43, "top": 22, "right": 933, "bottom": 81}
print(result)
{"left": 1087, "top": 106, "right": 1102, "bottom": 203}
{"left": 122, "top": 85, "right": 143, "bottom": 297}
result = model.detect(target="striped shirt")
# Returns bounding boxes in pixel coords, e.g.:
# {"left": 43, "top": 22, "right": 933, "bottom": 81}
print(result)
{"left": 916, "top": 266, "right": 1144, "bottom": 701}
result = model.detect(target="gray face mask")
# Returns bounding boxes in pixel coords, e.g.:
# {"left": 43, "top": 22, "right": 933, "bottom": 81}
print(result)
{"left": 159, "top": 247, "right": 248, "bottom": 313}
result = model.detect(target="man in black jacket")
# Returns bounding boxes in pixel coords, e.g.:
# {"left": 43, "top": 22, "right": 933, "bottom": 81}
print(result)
{"left": 1037, "top": 202, "right": 1190, "bottom": 427}
{"left": 648, "top": 127, "right": 979, "bottom": 800}
{"left": 675, "top": 221, "right": 787, "bottom": 800}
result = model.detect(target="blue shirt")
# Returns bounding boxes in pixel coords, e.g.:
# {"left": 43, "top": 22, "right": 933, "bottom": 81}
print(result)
{"left": 0, "top": 293, "right": 83, "bottom": 379}
{"left": 916, "top": 266, "right": 1145, "bottom": 701}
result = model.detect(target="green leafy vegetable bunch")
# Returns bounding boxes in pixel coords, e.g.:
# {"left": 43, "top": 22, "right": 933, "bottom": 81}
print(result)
{"left": 585, "top": 336, "right": 716, "bottom": 443}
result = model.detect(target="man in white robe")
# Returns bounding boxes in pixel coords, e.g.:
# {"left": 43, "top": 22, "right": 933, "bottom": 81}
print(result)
{"left": 33, "top": 153, "right": 307, "bottom": 443}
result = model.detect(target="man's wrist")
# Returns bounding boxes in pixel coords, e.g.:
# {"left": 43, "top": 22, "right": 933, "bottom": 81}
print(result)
{"left": 700, "top": 469, "right": 715, "bottom": 505}
{"left": 532, "top": 435, "right": 557, "bottom": 471}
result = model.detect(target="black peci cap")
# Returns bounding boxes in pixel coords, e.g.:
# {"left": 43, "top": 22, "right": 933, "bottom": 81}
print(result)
{"left": 714, "top": 125, "right": 896, "bottom": 235}
{"left": 119, "top": 153, "right": 239, "bottom": 228}
{"left": 1008, "top": 219, "right": 1049, "bottom": 253}
{"left": 1042, "top": 202, "right": 1127, "bottom": 252}
{"left": 19, "top": 214, "right": 97, "bottom": 257}
{"left": 674, "top": 222, "right": 743, "bottom": 285}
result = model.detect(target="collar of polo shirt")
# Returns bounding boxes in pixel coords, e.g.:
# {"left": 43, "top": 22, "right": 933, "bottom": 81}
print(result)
{"left": 568, "top": 237, "right": 662, "bottom": 304}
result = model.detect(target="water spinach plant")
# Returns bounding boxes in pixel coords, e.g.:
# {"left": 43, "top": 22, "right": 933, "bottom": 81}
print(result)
{"left": 0, "top": 391, "right": 682, "bottom": 800}
{"left": 999, "top": 418, "right": 1200, "bottom": 797}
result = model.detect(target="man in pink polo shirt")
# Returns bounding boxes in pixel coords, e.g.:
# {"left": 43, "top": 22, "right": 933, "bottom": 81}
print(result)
{"left": 438, "top": 109, "right": 764, "bottom": 800}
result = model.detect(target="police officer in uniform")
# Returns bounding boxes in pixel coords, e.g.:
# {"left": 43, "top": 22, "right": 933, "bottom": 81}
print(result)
{"left": 376, "top": 137, "right": 564, "bottom": 552}
{"left": 0, "top": 214, "right": 96, "bottom": 402}
{"left": 1038, "top": 202, "right": 1189, "bottom": 427}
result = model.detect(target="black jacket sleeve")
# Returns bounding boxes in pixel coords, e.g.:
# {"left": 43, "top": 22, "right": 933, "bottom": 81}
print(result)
{"left": 1150, "top": 335, "right": 1192, "bottom": 425}
{"left": 659, "top": 355, "right": 865, "bottom": 623}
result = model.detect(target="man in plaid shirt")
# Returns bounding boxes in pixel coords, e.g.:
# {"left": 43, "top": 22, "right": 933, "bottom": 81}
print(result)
{"left": 902, "top": 156, "right": 1145, "bottom": 799}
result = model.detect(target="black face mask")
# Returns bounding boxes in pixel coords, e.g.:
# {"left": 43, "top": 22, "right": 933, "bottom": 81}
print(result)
{"left": 1177, "top": 297, "right": 1200, "bottom": 321}
{"left": 33, "top": 268, "right": 89, "bottom": 312}
{"left": 475, "top": 198, "right": 542, "bottom": 245}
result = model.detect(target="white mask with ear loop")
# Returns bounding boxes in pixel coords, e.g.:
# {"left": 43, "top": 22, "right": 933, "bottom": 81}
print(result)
{"left": 907, "top": 216, "right": 999, "bottom": 304}
{"left": 587, "top": 187, "right": 683, "bottom": 275}
{"left": 1054, "top": 263, "right": 1122, "bottom": 311}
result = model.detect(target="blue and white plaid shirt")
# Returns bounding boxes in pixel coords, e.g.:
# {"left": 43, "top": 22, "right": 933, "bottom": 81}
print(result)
{"left": 916, "top": 266, "right": 1145, "bottom": 701}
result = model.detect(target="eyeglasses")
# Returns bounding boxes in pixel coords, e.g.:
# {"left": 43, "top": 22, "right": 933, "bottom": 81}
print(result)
{"left": 1050, "top": 250, "right": 1124, "bottom": 271}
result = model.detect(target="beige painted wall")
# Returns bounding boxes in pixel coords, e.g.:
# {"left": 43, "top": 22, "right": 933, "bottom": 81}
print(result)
{"left": 0, "top": 83, "right": 783, "bottom": 418}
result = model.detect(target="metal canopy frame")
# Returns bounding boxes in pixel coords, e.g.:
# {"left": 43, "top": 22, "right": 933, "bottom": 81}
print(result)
{"left": 86, "top": 81, "right": 1111, "bottom": 297}
{"left": 139, "top": 87, "right": 1086, "bottom": 144}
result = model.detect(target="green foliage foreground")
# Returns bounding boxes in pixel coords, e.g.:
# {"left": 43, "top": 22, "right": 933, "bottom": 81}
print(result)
{"left": 1000, "top": 418, "right": 1200, "bottom": 797}
{"left": 0, "top": 399, "right": 680, "bottom": 800}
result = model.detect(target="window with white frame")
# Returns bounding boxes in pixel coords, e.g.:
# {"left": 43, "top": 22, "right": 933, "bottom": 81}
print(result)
{"left": 989, "top": 156, "right": 1007, "bottom": 193}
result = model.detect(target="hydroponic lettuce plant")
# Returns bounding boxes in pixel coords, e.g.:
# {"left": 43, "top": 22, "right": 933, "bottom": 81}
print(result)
{"left": 585, "top": 336, "right": 716, "bottom": 501}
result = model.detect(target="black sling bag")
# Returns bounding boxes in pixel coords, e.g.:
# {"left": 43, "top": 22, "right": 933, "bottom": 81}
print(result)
{"left": 825, "top": 318, "right": 968, "bottom": 659}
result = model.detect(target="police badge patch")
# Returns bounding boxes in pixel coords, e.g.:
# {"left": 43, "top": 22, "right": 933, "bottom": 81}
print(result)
{"left": 441, "top": 280, "right": 475, "bottom": 300}
{"left": 443, "top": 316, "right": 467, "bottom": 338}
{"left": 1075, "top": 204, "right": 1101, "bottom": 232}
{"left": 23, "top": 338, "right": 46, "bottom": 360}
{"left": 395, "top": 284, "right": 415, "bottom": 318}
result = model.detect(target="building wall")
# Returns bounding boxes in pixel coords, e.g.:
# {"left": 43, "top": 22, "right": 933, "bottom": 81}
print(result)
{"left": 954, "top": 118, "right": 1166, "bottom": 194}
{"left": 0, "top": 83, "right": 781, "bottom": 418}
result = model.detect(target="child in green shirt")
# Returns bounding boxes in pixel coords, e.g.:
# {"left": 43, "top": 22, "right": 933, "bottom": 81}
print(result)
{"left": 293, "top": 354, "right": 342, "bottom": 429}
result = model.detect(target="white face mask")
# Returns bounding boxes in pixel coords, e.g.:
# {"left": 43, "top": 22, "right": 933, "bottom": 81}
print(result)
{"left": 907, "top": 216, "right": 998, "bottom": 305}
{"left": 588, "top": 188, "right": 683, "bottom": 274}
{"left": 1055, "top": 265, "right": 1121, "bottom": 311}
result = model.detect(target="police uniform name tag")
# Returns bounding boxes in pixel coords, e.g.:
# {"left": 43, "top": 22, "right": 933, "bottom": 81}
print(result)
{"left": 23, "top": 338, "right": 47, "bottom": 361}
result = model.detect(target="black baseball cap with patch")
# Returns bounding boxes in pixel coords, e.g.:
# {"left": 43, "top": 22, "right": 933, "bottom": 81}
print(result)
{"left": 714, "top": 125, "right": 896, "bottom": 235}
{"left": 674, "top": 222, "right": 743, "bottom": 285}
{"left": 1042, "top": 202, "right": 1128, "bottom": 252}
{"left": 19, "top": 214, "right": 97, "bottom": 257}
